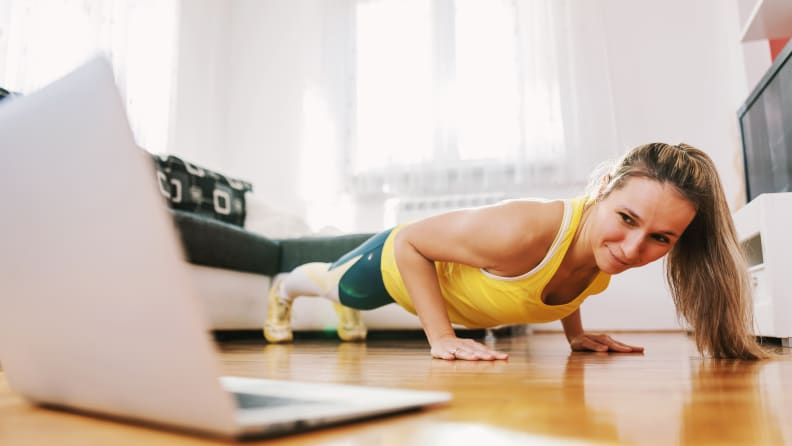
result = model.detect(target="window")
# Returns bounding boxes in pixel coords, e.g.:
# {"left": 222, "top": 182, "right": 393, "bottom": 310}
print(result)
{"left": 0, "top": 0, "right": 178, "bottom": 153}
{"left": 352, "top": 0, "right": 565, "bottom": 195}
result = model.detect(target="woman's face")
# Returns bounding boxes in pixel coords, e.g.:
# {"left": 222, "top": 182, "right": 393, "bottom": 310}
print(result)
{"left": 589, "top": 177, "right": 697, "bottom": 274}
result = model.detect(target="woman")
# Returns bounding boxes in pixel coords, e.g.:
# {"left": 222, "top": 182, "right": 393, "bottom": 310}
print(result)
{"left": 264, "top": 143, "right": 769, "bottom": 360}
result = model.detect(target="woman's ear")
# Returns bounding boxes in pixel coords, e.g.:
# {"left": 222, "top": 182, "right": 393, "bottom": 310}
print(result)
{"left": 596, "top": 174, "right": 612, "bottom": 201}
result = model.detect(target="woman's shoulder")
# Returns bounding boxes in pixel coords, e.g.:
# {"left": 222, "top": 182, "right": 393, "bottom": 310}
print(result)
{"left": 497, "top": 198, "right": 566, "bottom": 229}
{"left": 486, "top": 199, "right": 567, "bottom": 252}
{"left": 460, "top": 198, "right": 566, "bottom": 277}
{"left": 398, "top": 197, "right": 568, "bottom": 252}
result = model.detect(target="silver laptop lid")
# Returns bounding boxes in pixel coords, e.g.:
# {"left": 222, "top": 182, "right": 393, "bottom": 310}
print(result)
{"left": 0, "top": 57, "right": 239, "bottom": 437}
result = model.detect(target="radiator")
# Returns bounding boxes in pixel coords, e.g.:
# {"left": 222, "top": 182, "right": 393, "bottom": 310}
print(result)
{"left": 386, "top": 193, "right": 509, "bottom": 225}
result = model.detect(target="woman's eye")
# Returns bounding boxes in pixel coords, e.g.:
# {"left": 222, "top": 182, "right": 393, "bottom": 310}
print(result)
{"left": 619, "top": 213, "right": 634, "bottom": 225}
{"left": 653, "top": 234, "right": 670, "bottom": 244}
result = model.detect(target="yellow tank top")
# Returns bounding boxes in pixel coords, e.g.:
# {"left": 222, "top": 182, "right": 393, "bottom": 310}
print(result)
{"left": 380, "top": 197, "right": 611, "bottom": 328}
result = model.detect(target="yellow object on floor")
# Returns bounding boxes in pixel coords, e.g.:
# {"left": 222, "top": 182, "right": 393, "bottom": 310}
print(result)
{"left": 263, "top": 279, "right": 293, "bottom": 343}
{"left": 334, "top": 303, "right": 368, "bottom": 342}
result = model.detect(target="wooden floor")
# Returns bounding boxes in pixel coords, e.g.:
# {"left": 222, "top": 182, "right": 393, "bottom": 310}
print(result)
{"left": 1, "top": 331, "right": 791, "bottom": 445}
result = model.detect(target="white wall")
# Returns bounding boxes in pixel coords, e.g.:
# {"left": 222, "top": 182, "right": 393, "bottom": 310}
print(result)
{"left": 170, "top": 0, "right": 773, "bottom": 331}
{"left": 170, "top": 0, "right": 231, "bottom": 169}
{"left": 171, "top": 0, "right": 354, "bottom": 222}
{"left": 601, "top": 1, "right": 749, "bottom": 206}
{"left": 539, "top": 0, "right": 772, "bottom": 331}
{"left": 737, "top": 0, "right": 774, "bottom": 98}
{"left": 223, "top": 0, "right": 317, "bottom": 218}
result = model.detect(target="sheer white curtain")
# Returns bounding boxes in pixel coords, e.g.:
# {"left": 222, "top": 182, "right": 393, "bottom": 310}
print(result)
{"left": 351, "top": 0, "right": 574, "bottom": 198}
{"left": 0, "top": 0, "right": 178, "bottom": 154}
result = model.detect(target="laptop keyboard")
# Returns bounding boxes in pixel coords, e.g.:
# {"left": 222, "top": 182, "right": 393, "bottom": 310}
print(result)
{"left": 232, "top": 392, "right": 320, "bottom": 409}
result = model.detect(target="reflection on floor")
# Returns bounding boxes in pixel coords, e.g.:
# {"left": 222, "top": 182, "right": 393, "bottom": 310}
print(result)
{"left": 217, "top": 331, "right": 792, "bottom": 445}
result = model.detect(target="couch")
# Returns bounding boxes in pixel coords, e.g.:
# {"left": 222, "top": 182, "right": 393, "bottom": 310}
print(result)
{"left": 153, "top": 154, "right": 424, "bottom": 333}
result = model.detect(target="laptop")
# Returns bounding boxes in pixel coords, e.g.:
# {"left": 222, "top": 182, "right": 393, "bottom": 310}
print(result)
{"left": 0, "top": 57, "right": 450, "bottom": 439}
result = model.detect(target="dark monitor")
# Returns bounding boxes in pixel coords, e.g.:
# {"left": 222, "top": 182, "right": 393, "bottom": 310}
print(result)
{"left": 738, "top": 39, "right": 792, "bottom": 203}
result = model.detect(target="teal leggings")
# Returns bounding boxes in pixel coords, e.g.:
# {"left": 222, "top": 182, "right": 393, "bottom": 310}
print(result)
{"left": 329, "top": 228, "right": 396, "bottom": 310}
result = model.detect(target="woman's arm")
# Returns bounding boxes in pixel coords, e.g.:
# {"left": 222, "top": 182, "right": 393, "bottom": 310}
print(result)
{"left": 394, "top": 229, "right": 507, "bottom": 360}
{"left": 562, "top": 309, "right": 644, "bottom": 353}
{"left": 561, "top": 308, "right": 584, "bottom": 343}
{"left": 394, "top": 200, "right": 557, "bottom": 360}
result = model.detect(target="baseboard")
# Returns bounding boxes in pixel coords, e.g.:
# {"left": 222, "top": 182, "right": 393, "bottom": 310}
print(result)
{"left": 531, "top": 329, "right": 688, "bottom": 334}
{"left": 211, "top": 325, "right": 525, "bottom": 342}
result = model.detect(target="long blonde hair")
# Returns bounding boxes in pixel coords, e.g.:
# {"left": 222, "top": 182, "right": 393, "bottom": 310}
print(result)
{"left": 594, "top": 143, "right": 769, "bottom": 359}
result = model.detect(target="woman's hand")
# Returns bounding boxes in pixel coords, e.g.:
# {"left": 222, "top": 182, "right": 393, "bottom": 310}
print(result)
{"left": 430, "top": 335, "right": 509, "bottom": 361}
{"left": 569, "top": 333, "right": 644, "bottom": 353}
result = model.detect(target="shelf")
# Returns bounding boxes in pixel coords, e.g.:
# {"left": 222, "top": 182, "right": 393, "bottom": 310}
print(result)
{"left": 741, "top": 0, "right": 792, "bottom": 42}
{"left": 733, "top": 193, "right": 792, "bottom": 340}
{"left": 741, "top": 232, "right": 764, "bottom": 267}
{"left": 748, "top": 264, "right": 765, "bottom": 273}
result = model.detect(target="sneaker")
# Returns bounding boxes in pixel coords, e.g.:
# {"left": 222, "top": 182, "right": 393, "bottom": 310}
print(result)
{"left": 263, "top": 279, "right": 294, "bottom": 343}
{"left": 333, "top": 303, "right": 367, "bottom": 342}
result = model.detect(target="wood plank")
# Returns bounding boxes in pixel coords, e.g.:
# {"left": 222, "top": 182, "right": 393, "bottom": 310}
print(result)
{"left": 0, "top": 332, "right": 790, "bottom": 445}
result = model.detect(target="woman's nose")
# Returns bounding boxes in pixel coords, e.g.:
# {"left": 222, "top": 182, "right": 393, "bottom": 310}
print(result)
{"left": 622, "top": 231, "right": 643, "bottom": 262}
